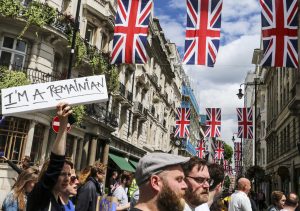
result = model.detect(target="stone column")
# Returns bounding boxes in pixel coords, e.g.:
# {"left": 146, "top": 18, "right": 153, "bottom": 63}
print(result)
{"left": 24, "top": 121, "right": 36, "bottom": 156}
{"left": 39, "top": 126, "right": 50, "bottom": 164}
{"left": 81, "top": 139, "right": 90, "bottom": 169}
{"left": 28, "top": 42, "right": 39, "bottom": 69}
{"left": 72, "top": 137, "right": 78, "bottom": 163}
{"left": 88, "top": 137, "right": 97, "bottom": 165}
{"left": 102, "top": 138, "right": 111, "bottom": 188}
{"left": 75, "top": 139, "right": 83, "bottom": 171}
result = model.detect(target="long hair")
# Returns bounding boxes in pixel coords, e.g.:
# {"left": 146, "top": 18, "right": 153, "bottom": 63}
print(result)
{"left": 78, "top": 161, "right": 106, "bottom": 185}
{"left": 13, "top": 168, "right": 38, "bottom": 210}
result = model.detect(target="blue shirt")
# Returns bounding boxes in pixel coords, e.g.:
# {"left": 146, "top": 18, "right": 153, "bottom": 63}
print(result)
{"left": 64, "top": 200, "right": 75, "bottom": 211}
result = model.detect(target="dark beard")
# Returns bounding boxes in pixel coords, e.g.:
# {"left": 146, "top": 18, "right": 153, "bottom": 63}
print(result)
{"left": 185, "top": 184, "right": 209, "bottom": 206}
{"left": 157, "top": 182, "right": 185, "bottom": 211}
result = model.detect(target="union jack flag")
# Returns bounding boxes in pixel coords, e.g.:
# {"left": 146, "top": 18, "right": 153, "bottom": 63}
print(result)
{"left": 235, "top": 160, "right": 242, "bottom": 174}
{"left": 195, "top": 139, "right": 206, "bottom": 159}
{"left": 237, "top": 108, "right": 253, "bottom": 139}
{"left": 205, "top": 108, "right": 221, "bottom": 137}
{"left": 111, "top": 0, "right": 153, "bottom": 64}
{"left": 223, "top": 159, "right": 229, "bottom": 171}
{"left": 183, "top": 0, "right": 223, "bottom": 66}
{"left": 175, "top": 107, "right": 191, "bottom": 138}
{"left": 260, "top": 0, "right": 298, "bottom": 68}
{"left": 234, "top": 142, "right": 242, "bottom": 161}
{"left": 213, "top": 140, "right": 224, "bottom": 160}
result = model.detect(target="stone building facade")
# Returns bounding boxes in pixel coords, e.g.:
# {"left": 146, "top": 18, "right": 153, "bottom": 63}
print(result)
{"left": 0, "top": 0, "right": 201, "bottom": 204}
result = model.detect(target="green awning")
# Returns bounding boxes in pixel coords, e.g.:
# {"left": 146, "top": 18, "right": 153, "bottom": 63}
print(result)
{"left": 129, "top": 160, "right": 138, "bottom": 168}
{"left": 109, "top": 153, "right": 135, "bottom": 172}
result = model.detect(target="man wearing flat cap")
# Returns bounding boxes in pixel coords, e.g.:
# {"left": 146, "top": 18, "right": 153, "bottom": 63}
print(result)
{"left": 129, "top": 152, "right": 189, "bottom": 211}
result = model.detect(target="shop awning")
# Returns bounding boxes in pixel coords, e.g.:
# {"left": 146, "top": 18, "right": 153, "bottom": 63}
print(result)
{"left": 129, "top": 160, "right": 138, "bottom": 168}
{"left": 109, "top": 153, "right": 135, "bottom": 172}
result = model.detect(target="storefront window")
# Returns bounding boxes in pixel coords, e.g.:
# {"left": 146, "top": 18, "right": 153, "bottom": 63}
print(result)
{"left": 0, "top": 117, "right": 29, "bottom": 162}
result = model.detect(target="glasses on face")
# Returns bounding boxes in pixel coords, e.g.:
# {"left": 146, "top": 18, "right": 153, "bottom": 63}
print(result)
{"left": 186, "top": 176, "right": 214, "bottom": 187}
{"left": 60, "top": 172, "right": 71, "bottom": 177}
{"left": 70, "top": 176, "right": 78, "bottom": 183}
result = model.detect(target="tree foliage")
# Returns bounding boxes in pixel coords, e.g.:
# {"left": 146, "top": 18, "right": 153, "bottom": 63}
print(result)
{"left": 224, "top": 142, "right": 233, "bottom": 162}
{"left": 0, "top": 66, "right": 30, "bottom": 89}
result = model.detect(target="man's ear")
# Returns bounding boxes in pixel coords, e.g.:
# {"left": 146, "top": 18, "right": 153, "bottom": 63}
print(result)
{"left": 150, "top": 175, "right": 162, "bottom": 192}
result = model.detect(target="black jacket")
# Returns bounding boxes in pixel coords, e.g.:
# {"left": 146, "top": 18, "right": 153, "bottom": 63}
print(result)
{"left": 26, "top": 153, "right": 65, "bottom": 211}
{"left": 76, "top": 177, "right": 103, "bottom": 211}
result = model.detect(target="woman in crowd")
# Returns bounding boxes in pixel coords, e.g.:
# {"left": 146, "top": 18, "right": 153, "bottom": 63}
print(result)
{"left": 2, "top": 167, "right": 38, "bottom": 211}
{"left": 76, "top": 161, "right": 106, "bottom": 211}
{"left": 267, "top": 191, "right": 286, "bottom": 211}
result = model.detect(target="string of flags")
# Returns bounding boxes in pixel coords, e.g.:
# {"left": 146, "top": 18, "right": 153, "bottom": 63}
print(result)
{"left": 111, "top": 0, "right": 298, "bottom": 68}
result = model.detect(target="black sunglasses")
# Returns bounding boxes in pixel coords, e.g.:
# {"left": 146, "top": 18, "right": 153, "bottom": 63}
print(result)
{"left": 70, "top": 176, "right": 78, "bottom": 182}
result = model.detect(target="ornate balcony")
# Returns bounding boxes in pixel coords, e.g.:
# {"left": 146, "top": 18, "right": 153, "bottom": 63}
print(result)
{"left": 86, "top": 103, "right": 118, "bottom": 127}
{"left": 133, "top": 102, "right": 143, "bottom": 117}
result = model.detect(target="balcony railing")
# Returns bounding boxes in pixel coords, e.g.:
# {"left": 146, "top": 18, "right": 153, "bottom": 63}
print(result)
{"left": 151, "top": 73, "right": 158, "bottom": 84}
{"left": 127, "top": 91, "right": 133, "bottom": 102}
{"left": 50, "top": 12, "right": 74, "bottom": 35}
{"left": 119, "top": 82, "right": 126, "bottom": 97}
{"left": 86, "top": 104, "right": 118, "bottom": 127}
{"left": 133, "top": 102, "right": 143, "bottom": 114}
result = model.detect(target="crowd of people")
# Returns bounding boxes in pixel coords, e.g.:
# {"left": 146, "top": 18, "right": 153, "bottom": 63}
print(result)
{"left": 0, "top": 103, "right": 299, "bottom": 211}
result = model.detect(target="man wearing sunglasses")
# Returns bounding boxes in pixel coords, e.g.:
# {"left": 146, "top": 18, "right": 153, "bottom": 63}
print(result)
{"left": 183, "top": 157, "right": 211, "bottom": 211}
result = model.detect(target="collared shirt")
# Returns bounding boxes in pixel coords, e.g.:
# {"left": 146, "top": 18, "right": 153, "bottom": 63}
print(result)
{"left": 229, "top": 191, "right": 252, "bottom": 211}
{"left": 196, "top": 203, "right": 210, "bottom": 211}
{"left": 184, "top": 203, "right": 196, "bottom": 211}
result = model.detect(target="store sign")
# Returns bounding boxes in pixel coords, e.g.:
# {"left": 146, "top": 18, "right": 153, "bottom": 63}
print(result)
{"left": 1, "top": 75, "right": 108, "bottom": 115}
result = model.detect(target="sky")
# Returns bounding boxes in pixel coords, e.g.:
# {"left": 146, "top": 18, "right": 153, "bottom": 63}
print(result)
{"left": 153, "top": 0, "right": 261, "bottom": 144}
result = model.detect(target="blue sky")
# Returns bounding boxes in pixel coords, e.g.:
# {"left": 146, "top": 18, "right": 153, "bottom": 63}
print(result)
{"left": 152, "top": 0, "right": 262, "bottom": 143}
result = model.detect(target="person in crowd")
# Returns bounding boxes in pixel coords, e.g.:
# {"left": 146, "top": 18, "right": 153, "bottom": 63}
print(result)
{"left": 249, "top": 191, "right": 258, "bottom": 211}
{"left": 267, "top": 191, "right": 286, "bottom": 211}
{"left": 59, "top": 163, "right": 79, "bottom": 211}
{"left": 2, "top": 167, "right": 38, "bottom": 211}
{"left": 76, "top": 161, "right": 106, "bottom": 211}
{"left": 257, "top": 189, "right": 266, "bottom": 211}
{"left": 1, "top": 155, "right": 32, "bottom": 174}
{"left": 228, "top": 177, "right": 252, "bottom": 211}
{"left": 199, "top": 163, "right": 225, "bottom": 211}
{"left": 26, "top": 102, "right": 73, "bottom": 211}
{"left": 182, "top": 156, "right": 210, "bottom": 211}
{"left": 128, "top": 177, "right": 138, "bottom": 200}
{"left": 130, "top": 152, "right": 189, "bottom": 211}
{"left": 113, "top": 172, "right": 132, "bottom": 210}
{"left": 109, "top": 171, "right": 119, "bottom": 195}
{"left": 281, "top": 192, "right": 299, "bottom": 211}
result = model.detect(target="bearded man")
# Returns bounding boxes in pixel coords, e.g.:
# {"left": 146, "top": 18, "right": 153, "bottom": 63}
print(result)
{"left": 129, "top": 153, "right": 189, "bottom": 211}
{"left": 182, "top": 157, "right": 211, "bottom": 211}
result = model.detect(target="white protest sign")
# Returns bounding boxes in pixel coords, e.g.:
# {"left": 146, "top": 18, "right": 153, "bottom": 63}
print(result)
{"left": 1, "top": 75, "right": 108, "bottom": 115}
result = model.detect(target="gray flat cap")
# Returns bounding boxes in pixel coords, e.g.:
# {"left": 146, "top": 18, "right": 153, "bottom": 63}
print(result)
{"left": 135, "top": 153, "right": 190, "bottom": 186}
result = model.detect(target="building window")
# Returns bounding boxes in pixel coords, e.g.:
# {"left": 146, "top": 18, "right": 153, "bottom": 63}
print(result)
{"left": 85, "top": 24, "right": 95, "bottom": 45}
{"left": 0, "top": 117, "right": 29, "bottom": 163}
{"left": 30, "top": 124, "right": 45, "bottom": 164}
{"left": 0, "top": 36, "right": 27, "bottom": 70}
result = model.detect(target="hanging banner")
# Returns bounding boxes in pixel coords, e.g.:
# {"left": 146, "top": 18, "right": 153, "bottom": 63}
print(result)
{"left": 1, "top": 75, "right": 108, "bottom": 115}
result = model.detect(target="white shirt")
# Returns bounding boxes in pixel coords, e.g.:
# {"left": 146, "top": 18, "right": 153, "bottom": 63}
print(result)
{"left": 112, "top": 186, "right": 128, "bottom": 206}
{"left": 184, "top": 203, "right": 196, "bottom": 211}
{"left": 196, "top": 203, "right": 210, "bottom": 211}
{"left": 229, "top": 191, "right": 252, "bottom": 211}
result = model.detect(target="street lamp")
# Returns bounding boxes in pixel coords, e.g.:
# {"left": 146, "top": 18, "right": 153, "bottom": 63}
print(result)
{"left": 236, "top": 78, "right": 263, "bottom": 191}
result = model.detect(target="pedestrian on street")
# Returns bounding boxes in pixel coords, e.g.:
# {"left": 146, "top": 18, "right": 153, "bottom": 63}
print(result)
{"left": 130, "top": 152, "right": 189, "bottom": 211}
{"left": 258, "top": 189, "right": 267, "bottom": 211}
{"left": 108, "top": 171, "right": 119, "bottom": 196}
{"left": 228, "top": 177, "right": 252, "bottom": 211}
{"left": 281, "top": 192, "right": 298, "bottom": 211}
{"left": 2, "top": 167, "right": 38, "bottom": 211}
{"left": 75, "top": 161, "right": 106, "bottom": 211}
{"left": 59, "top": 164, "right": 79, "bottom": 211}
{"left": 196, "top": 163, "right": 225, "bottom": 211}
{"left": 26, "top": 102, "right": 73, "bottom": 211}
{"left": 113, "top": 172, "right": 132, "bottom": 210}
{"left": 267, "top": 191, "right": 286, "bottom": 211}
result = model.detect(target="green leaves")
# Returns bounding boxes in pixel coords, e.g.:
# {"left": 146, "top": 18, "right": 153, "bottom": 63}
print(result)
{"left": 0, "top": 66, "right": 30, "bottom": 89}
{"left": 0, "top": 0, "right": 57, "bottom": 37}
{"left": 0, "top": 0, "right": 23, "bottom": 17}
{"left": 72, "top": 105, "right": 86, "bottom": 124}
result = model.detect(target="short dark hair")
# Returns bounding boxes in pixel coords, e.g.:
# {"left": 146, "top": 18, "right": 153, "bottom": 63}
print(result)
{"left": 120, "top": 172, "right": 131, "bottom": 182}
{"left": 208, "top": 163, "right": 224, "bottom": 191}
{"left": 285, "top": 193, "right": 299, "bottom": 207}
{"left": 182, "top": 156, "right": 207, "bottom": 176}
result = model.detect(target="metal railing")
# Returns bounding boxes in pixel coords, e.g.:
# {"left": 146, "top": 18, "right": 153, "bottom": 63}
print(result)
{"left": 119, "top": 82, "right": 126, "bottom": 97}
